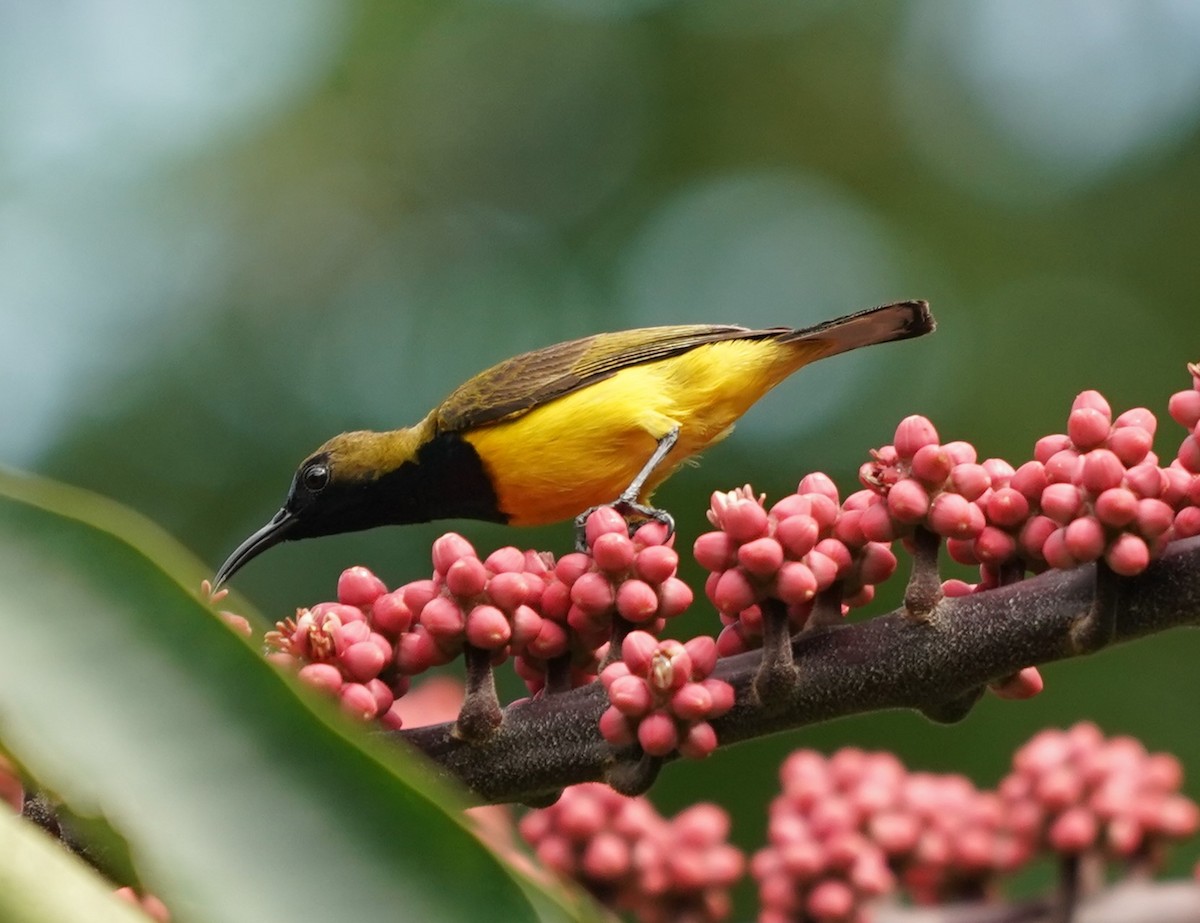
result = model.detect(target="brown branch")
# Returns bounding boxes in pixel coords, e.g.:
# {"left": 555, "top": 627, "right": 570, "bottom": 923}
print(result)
{"left": 393, "top": 536, "right": 1200, "bottom": 805}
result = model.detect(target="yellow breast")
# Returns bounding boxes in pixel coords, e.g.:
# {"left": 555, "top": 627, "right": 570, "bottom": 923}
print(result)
{"left": 462, "top": 338, "right": 822, "bottom": 526}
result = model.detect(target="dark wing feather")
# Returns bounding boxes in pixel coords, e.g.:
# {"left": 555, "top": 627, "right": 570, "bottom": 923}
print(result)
{"left": 434, "top": 324, "right": 787, "bottom": 433}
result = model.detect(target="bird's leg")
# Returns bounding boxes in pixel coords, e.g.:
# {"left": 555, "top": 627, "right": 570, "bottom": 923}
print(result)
{"left": 574, "top": 427, "right": 680, "bottom": 551}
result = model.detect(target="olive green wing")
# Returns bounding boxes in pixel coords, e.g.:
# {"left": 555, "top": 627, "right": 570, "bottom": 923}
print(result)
{"left": 434, "top": 324, "right": 786, "bottom": 433}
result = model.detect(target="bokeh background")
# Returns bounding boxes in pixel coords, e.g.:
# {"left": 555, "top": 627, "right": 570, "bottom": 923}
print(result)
{"left": 5, "top": 0, "right": 1200, "bottom": 911}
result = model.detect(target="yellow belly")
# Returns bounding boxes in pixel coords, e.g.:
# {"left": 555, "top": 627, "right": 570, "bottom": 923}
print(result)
{"left": 462, "top": 338, "right": 821, "bottom": 526}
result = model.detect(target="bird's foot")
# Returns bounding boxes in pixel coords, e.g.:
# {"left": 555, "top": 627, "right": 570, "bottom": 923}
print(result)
{"left": 573, "top": 498, "right": 675, "bottom": 552}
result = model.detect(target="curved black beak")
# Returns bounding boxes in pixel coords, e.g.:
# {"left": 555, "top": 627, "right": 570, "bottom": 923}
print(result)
{"left": 212, "top": 507, "right": 297, "bottom": 590}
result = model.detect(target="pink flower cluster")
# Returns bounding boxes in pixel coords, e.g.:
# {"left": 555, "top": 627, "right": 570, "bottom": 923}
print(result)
{"left": 598, "top": 631, "right": 734, "bottom": 760}
{"left": 403, "top": 534, "right": 558, "bottom": 675}
{"left": 264, "top": 566, "right": 410, "bottom": 727}
{"left": 548, "top": 509, "right": 692, "bottom": 650}
{"left": 518, "top": 783, "right": 744, "bottom": 923}
{"left": 999, "top": 722, "right": 1200, "bottom": 859}
{"left": 859, "top": 379, "right": 1200, "bottom": 589}
{"left": 694, "top": 477, "right": 898, "bottom": 656}
{"left": 752, "top": 748, "right": 1025, "bottom": 921}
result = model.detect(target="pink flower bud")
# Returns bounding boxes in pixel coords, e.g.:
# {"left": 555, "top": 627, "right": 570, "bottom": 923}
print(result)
{"left": 975, "top": 526, "right": 1017, "bottom": 564}
{"left": 1041, "top": 528, "right": 1077, "bottom": 569}
{"left": 571, "top": 572, "right": 616, "bottom": 615}
{"left": 337, "top": 566, "right": 387, "bottom": 607}
{"left": 1169, "top": 389, "right": 1200, "bottom": 429}
{"left": 486, "top": 572, "right": 530, "bottom": 612}
{"left": 421, "top": 596, "right": 466, "bottom": 638}
{"left": 466, "top": 604, "right": 512, "bottom": 649}
{"left": 982, "top": 457, "right": 1016, "bottom": 487}
{"left": 484, "top": 546, "right": 525, "bottom": 573}
{"left": 445, "top": 556, "right": 488, "bottom": 598}
{"left": 609, "top": 674, "right": 653, "bottom": 716}
{"left": 672, "top": 682, "right": 714, "bottom": 720}
{"left": 298, "top": 662, "right": 343, "bottom": 694}
{"left": 657, "top": 577, "right": 692, "bottom": 618}
{"left": 1093, "top": 487, "right": 1137, "bottom": 527}
{"left": 1163, "top": 464, "right": 1194, "bottom": 505}
{"left": 1071, "top": 389, "right": 1112, "bottom": 420}
{"left": 598, "top": 706, "right": 635, "bottom": 746}
{"left": 798, "top": 472, "right": 840, "bottom": 502}
{"left": 638, "top": 711, "right": 680, "bottom": 756}
{"left": 585, "top": 506, "right": 630, "bottom": 547}
{"left": 894, "top": 415, "right": 940, "bottom": 459}
{"left": 616, "top": 579, "right": 661, "bottom": 623}
{"left": 371, "top": 591, "right": 413, "bottom": 635}
{"left": 805, "top": 493, "right": 840, "bottom": 530}
{"left": 341, "top": 640, "right": 387, "bottom": 681}
{"left": 814, "top": 538, "right": 852, "bottom": 575}
{"left": 775, "top": 513, "right": 820, "bottom": 559}
{"left": 632, "top": 520, "right": 670, "bottom": 546}
{"left": 1036, "top": 433, "right": 1073, "bottom": 464}
{"left": 684, "top": 636, "right": 719, "bottom": 678}
{"left": 1108, "top": 426, "right": 1153, "bottom": 467}
{"left": 339, "top": 682, "right": 379, "bottom": 720}
{"left": 990, "top": 666, "right": 1044, "bottom": 700}
{"left": 1123, "top": 462, "right": 1165, "bottom": 499}
{"left": 634, "top": 545, "right": 679, "bottom": 584}
{"left": 986, "top": 486, "right": 1030, "bottom": 528}
{"left": 928, "top": 493, "right": 985, "bottom": 539}
{"left": 621, "top": 631, "right": 660, "bottom": 675}
{"left": 1011, "top": 461, "right": 1048, "bottom": 502}
{"left": 581, "top": 832, "right": 631, "bottom": 881}
{"left": 431, "top": 533, "right": 477, "bottom": 575}
{"left": 943, "top": 440, "right": 978, "bottom": 466}
{"left": 1114, "top": 406, "right": 1156, "bottom": 434}
{"left": 1179, "top": 435, "right": 1200, "bottom": 473}
{"left": 1040, "top": 482, "right": 1083, "bottom": 524}
{"left": 710, "top": 567, "right": 758, "bottom": 614}
{"left": 1136, "top": 498, "right": 1175, "bottom": 538}
{"left": 1175, "top": 506, "right": 1200, "bottom": 538}
{"left": 1049, "top": 807, "right": 1098, "bottom": 853}
{"left": 774, "top": 561, "right": 818, "bottom": 605}
{"left": 858, "top": 542, "right": 898, "bottom": 584}
{"left": 591, "top": 531, "right": 637, "bottom": 574}
{"left": 508, "top": 600, "right": 542, "bottom": 643}
{"left": 703, "top": 678, "right": 736, "bottom": 716}
{"left": 858, "top": 501, "right": 896, "bottom": 542}
{"left": 1105, "top": 533, "right": 1150, "bottom": 576}
{"left": 1045, "top": 448, "right": 1083, "bottom": 484}
{"left": 713, "top": 492, "right": 770, "bottom": 541}
{"left": 804, "top": 550, "right": 840, "bottom": 590}
{"left": 1081, "top": 449, "right": 1125, "bottom": 494}
{"left": 911, "top": 443, "right": 953, "bottom": 485}
{"left": 396, "top": 626, "right": 444, "bottom": 673}
{"left": 738, "top": 536, "right": 786, "bottom": 577}
{"left": 401, "top": 580, "right": 436, "bottom": 617}
{"left": 1064, "top": 516, "right": 1105, "bottom": 563}
{"left": 949, "top": 463, "right": 991, "bottom": 501}
{"left": 693, "top": 531, "right": 737, "bottom": 571}
{"left": 806, "top": 880, "right": 856, "bottom": 919}
{"left": 887, "top": 478, "right": 931, "bottom": 523}
{"left": 679, "top": 721, "right": 719, "bottom": 760}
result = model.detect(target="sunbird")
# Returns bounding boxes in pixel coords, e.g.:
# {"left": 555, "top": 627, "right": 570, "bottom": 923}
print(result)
{"left": 213, "top": 300, "right": 934, "bottom": 587}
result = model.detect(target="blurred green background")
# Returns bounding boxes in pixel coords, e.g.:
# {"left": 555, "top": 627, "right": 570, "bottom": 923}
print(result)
{"left": 4, "top": 0, "right": 1200, "bottom": 910}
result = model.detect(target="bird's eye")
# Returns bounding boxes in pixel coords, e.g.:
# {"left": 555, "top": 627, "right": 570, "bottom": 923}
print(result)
{"left": 302, "top": 463, "right": 330, "bottom": 492}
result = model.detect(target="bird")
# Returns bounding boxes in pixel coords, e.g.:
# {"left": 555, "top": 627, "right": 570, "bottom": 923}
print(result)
{"left": 213, "top": 300, "right": 934, "bottom": 588}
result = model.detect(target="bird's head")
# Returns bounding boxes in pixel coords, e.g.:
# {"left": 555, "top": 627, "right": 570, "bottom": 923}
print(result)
{"left": 212, "top": 427, "right": 428, "bottom": 589}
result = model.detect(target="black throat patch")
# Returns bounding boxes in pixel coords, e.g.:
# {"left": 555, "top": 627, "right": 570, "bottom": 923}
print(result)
{"left": 373, "top": 430, "right": 507, "bottom": 526}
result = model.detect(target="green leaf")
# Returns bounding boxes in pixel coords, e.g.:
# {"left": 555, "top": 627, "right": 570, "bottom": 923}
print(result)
{"left": 0, "top": 809, "right": 150, "bottom": 923}
{"left": 0, "top": 468, "right": 576, "bottom": 923}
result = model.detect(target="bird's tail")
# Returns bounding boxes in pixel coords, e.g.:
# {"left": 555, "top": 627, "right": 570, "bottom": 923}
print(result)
{"left": 780, "top": 300, "right": 935, "bottom": 357}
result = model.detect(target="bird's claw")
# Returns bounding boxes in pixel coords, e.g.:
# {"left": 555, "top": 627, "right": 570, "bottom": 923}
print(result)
{"left": 573, "top": 498, "right": 675, "bottom": 552}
